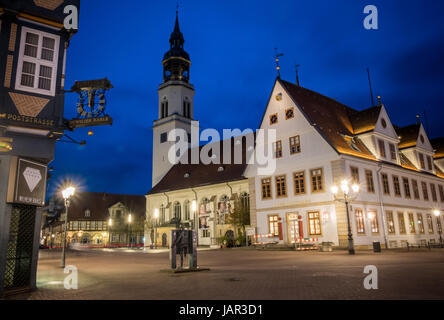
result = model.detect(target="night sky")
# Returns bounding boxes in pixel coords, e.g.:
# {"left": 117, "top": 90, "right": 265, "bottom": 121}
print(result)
{"left": 49, "top": 0, "right": 444, "bottom": 196}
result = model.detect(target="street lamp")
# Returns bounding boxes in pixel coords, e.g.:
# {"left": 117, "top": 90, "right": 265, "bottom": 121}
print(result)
{"left": 61, "top": 185, "right": 75, "bottom": 268}
{"left": 153, "top": 208, "right": 159, "bottom": 249}
{"left": 331, "top": 179, "right": 360, "bottom": 255}
{"left": 433, "top": 210, "right": 442, "bottom": 247}
{"left": 127, "top": 214, "right": 132, "bottom": 247}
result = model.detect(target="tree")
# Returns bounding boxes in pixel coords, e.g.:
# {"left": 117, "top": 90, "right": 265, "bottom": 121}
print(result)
{"left": 227, "top": 195, "right": 250, "bottom": 245}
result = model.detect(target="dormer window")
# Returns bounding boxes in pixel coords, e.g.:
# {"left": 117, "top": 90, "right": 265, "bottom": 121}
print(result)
{"left": 426, "top": 155, "right": 433, "bottom": 171}
{"left": 418, "top": 153, "right": 425, "bottom": 169}
{"left": 84, "top": 209, "right": 91, "bottom": 218}
{"left": 377, "top": 139, "right": 386, "bottom": 158}
{"left": 389, "top": 143, "right": 397, "bottom": 161}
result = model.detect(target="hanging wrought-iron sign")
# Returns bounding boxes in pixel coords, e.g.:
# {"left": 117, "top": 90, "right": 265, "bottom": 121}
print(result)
{"left": 67, "top": 78, "right": 114, "bottom": 130}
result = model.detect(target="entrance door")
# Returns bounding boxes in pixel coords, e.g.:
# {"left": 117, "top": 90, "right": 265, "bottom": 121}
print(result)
{"left": 287, "top": 213, "right": 303, "bottom": 244}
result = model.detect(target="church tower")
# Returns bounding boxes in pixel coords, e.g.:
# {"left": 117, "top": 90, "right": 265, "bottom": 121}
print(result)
{"left": 152, "top": 11, "right": 198, "bottom": 187}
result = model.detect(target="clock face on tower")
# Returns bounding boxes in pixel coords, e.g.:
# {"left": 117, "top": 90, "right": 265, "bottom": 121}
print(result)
{"left": 270, "top": 114, "right": 278, "bottom": 125}
{"left": 285, "top": 108, "right": 294, "bottom": 120}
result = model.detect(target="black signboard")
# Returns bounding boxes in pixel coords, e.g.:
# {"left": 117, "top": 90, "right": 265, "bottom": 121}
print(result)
{"left": 7, "top": 157, "right": 47, "bottom": 207}
{"left": 68, "top": 115, "right": 113, "bottom": 129}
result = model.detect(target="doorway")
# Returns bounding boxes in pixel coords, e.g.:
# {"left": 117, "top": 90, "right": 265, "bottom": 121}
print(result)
{"left": 287, "top": 213, "right": 303, "bottom": 244}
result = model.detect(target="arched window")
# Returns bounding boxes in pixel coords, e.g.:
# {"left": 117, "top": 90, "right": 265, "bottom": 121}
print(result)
{"left": 161, "top": 100, "right": 169, "bottom": 118}
{"left": 218, "top": 195, "right": 230, "bottom": 225}
{"left": 174, "top": 201, "right": 181, "bottom": 220}
{"left": 160, "top": 205, "right": 165, "bottom": 224}
{"left": 200, "top": 197, "right": 209, "bottom": 215}
{"left": 183, "top": 200, "right": 190, "bottom": 220}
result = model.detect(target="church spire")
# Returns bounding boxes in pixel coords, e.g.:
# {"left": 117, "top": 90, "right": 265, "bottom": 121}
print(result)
{"left": 169, "top": 8, "right": 184, "bottom": 49}
{"left": 162, "top": 9, "right": 191, "bottom": 83}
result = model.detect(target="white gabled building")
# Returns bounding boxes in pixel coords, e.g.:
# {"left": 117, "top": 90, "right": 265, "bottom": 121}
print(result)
{"left": 245, "top": 78, "right": 444, "bottom": 249}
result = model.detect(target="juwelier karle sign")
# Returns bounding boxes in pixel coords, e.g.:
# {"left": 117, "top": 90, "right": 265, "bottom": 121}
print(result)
{"left": 7, "top": 157, "right": 47, "bottom": 207}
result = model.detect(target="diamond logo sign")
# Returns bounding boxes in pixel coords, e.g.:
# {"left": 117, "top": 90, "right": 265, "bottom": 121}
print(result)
{"left": 23, "top": 167, "right": 42, "bottom": 192}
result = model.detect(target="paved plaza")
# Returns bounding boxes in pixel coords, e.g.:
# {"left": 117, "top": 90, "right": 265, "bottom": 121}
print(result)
{"left": 8, "top": 248, "right": 444, "bottom": 300}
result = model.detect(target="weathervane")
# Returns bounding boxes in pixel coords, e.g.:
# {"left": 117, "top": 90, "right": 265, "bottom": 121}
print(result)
{"left": 274, "top": 48, "right": 284, "bottom": 78}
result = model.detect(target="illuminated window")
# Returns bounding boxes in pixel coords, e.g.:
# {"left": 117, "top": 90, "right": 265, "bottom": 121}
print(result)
{"left": 386, "top": 211, "right": 396, "bottom": 234}
{"left": 310, "top": 168, "right": 324, "bottom": 192}
{"left": 398, "top": 212, "right": 406, "bottom": 234}
{"left": 418, "top": 214, "right": 425, "bottom": 234}
{"left": 308, "top": 212, "right": 321, "bottom": 235}
{"left": 293, "top": 171, "right": 305, "bottom": 195}
{"left": 289, "top": 136, "right": 301, "bottom": 154}
{"left": 427, "top": 214, "right": 434, "bottom": 234}
{"left": 369, "top": 211, "right": 379, "bottom": 233}
{"left": 408, "top": 213, "right": 416, "bottom": 234}
{"left": 261, "top": 178, "right": 272, "bottom": 199}
{"left": 275, "top": 175, "right": 287, "bottom": 197}
{"left": 268, "top": 215, "right": 279, "bottom": 235}
{"left": 365, "top": 170, "right": 375, "bottom": 193}
{"left": 355, "top": 209, "right": 365, "bottom": 234}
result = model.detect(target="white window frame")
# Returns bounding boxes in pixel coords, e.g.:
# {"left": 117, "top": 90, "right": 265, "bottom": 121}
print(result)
{"left": 15, "top": 26, "right": 60, "bottom": 96}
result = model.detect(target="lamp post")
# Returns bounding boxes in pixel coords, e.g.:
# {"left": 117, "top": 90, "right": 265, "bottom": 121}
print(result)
{"left": 433, "top": 210, "right": 442, "bottom": 247}
{"left": 108, "top": 218, "right": 112, "bottom": 247}
{"left": 154, "top": 208, "right": 159, "bottom": 249}
{"left": 61, "top": 186, "right": 75, "bottom": 268}
{"left": 331, "top": 180, "right": 360, "bottom": 255}
{"left": 128, "top": 214, "right": 132, "bottom": 247}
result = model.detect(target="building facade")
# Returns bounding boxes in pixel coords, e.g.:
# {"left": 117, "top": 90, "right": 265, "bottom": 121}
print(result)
{"left": 146, "top": 12, "right": 250, "bottom": 248}
{"left": 245, "top": 78, "right": 444, "bottom": 249}
{"left": 42, "top": 192, "right": 146, "bottom": 247}
{"left": 0, "top": 0, "right": 80, "bottom": 296}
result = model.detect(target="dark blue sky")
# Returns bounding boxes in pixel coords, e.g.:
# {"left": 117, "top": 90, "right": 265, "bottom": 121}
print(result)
{"left": 49, "top": 0, "right": 444, "bottom": 196}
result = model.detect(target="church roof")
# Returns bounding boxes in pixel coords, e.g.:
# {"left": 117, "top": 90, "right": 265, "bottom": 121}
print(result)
{"left": 147, "top": 137, "right": 251, "bottom": 195}
{"left": 431, "top": 137, "right": 444, "bottom": 159}
{"left": 278, "top": 79, "right": 376, "bottom": 160}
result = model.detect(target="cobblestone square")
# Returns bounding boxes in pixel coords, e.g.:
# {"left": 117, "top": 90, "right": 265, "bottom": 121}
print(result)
{"left": 8, "top": 248, "right": 444, "bottom": 300}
